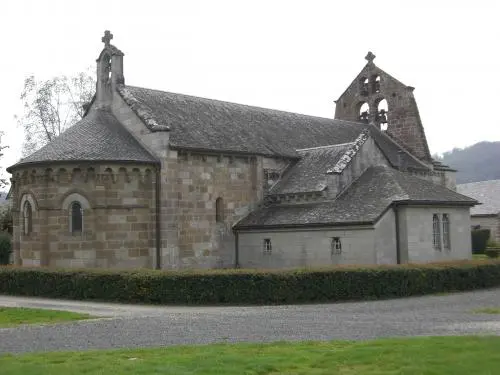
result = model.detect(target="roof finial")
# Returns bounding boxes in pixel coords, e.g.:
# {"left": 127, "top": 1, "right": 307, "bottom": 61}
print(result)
{"left": 365, "top": 51, "right": 376, "bottom": 64}
{"left": 102, "top": 30, "right": 113, "bottom": 47}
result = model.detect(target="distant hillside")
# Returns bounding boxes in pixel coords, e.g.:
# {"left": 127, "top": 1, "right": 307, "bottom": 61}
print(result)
{"left": 440, "top": 141, "right": 500, "bottom": 184}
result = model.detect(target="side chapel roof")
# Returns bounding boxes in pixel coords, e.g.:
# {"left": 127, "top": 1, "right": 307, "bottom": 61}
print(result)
{"left": 234, "top": 166, "right": 477, "bottom": 230}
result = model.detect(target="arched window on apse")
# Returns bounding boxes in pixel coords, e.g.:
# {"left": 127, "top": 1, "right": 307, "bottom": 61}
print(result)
{"left": 70, "top": 201, "right": 83, "bottom": 233}
{"left": 215, "top": 197, "right": 224, "bottom": 223}
{"left": 376, "top": 99, "right": 388, "bottom": 131}
{"left": 358, "top": 102, "right": 370, "bottom": 123}
{"left": 23, "top": 201, "right": 33, "bottom": 235}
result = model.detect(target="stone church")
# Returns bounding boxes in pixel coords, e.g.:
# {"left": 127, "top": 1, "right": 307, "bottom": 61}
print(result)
{"left": 7, "top": 31, "right": 477, "bottom": 269}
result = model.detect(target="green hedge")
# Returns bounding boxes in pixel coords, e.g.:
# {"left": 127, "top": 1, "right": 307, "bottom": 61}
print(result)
{"left": 485, "top": 248, "right": 500, "bottom": 258}
{"left": 0, "top": 261, "right": 499, "bottom": 305}
{"left": 0, "top": 232, "right": 12, "bottom": 265}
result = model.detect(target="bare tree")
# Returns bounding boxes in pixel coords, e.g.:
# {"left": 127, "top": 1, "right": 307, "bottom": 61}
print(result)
{"left": 16, "top": 70, "right": 95, "bottom": 155}
{"left": 0, "top": 132, "right": 8, "bottom": 192}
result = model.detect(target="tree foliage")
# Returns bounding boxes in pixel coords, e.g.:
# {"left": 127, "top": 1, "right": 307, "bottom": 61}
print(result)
{"left": 16, "top": 71, "right": 95, "bottom": 155}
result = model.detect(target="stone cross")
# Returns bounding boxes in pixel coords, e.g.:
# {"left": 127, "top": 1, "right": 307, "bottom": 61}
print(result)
{"left": 102, "top": 30, "right": 113, "bottom": 47}
{"left": 365, "top": 51, "right": 376, "bottom": 63}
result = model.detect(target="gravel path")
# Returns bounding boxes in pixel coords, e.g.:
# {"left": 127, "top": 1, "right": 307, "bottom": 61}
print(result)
{"left": 1, "top": 289, "right": 500, "bottom": 353}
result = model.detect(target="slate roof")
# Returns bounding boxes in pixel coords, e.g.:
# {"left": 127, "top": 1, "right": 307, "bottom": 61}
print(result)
{"left": 7, "top": 109, "right": 157, "bottom": 171}
{"left": 270, "top": 143, "right": 351, "bottom": 195}
{"left": 368, "top": 129, "right": 429, "bottom": 171}
{"left": 457, "top": 180, "right": 500, "bottom": 216}
{"left": 119, "top": 85, "right": 431, "bottom": 170}
{"left": 235, "top": 166, "right": 477, "bottom": 229}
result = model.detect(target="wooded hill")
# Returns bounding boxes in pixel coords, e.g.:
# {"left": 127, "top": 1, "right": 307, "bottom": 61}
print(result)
{"left": 439, "top": 141, "right": 500, "bottom": 184}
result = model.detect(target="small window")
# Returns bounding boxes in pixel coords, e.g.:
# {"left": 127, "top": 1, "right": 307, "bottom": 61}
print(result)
{"left": 263, "top": 238, "right": 272, "bottom": 255}
{"left": 215, "top": 197, "right": 224, "bottom": 223}
{"left": 331, "top": 237, "right": 342, "bottom": 255}
{"left": 432, "top": 214, "right": 441, "bottom": 250}
{"left": 70, "top": 201, "right": 83, "bottom": 233}
{"left": 442, "top": 214, "right": 451, "bottom": 250}
{"left": 23, "top": 201, "right": 33, "bottom": 235}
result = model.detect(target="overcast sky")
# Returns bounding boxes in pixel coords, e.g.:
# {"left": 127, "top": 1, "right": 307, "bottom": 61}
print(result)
{"left": 1, "top": 0, "right": 499, "bottom": 181}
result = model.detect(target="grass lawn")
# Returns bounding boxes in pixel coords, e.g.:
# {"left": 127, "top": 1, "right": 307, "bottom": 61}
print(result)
{"left": 0, "top": 307, "right": 93, "bottom": 328}
{"left": 473, "top": 307, "right": 500, "bottom": 314}
{"left": 1, "top": 336, "right": 500, "bottom": 374}
{"left": 472, "top": 254, "right": 489, "bottom": 260}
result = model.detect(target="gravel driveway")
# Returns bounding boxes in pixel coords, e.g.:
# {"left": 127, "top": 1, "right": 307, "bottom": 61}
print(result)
{"left": 1, "top": 288, "right": 500, "bottom": 353}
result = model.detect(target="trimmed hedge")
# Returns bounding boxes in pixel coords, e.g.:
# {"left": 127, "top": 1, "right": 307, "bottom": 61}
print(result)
{"left": 0, "top": 261, "right": 499, "bottom": 305}
{"left": 0, "top": 232, "right": 12, "bottom": 265}
{"left": 485, "top": 248, "right": 500, "bottom": 258}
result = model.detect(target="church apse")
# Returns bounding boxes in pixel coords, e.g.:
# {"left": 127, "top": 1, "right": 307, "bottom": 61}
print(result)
{"left": 335, "top": 52, "right": 432, "bottom": 162}
{"left": 10, "top": 165, "right": 156, "bottom": 268}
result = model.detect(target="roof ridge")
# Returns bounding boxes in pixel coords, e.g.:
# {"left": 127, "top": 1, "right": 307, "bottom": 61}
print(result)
{"left": 457, "top": 179, "right": 500, "bottom": 186}
{"left": 296, "top": 142, "right": 354, "bottom": 152}
{"left": 327, "top": 130, "right": 370, "bottom": 174}
{"left": 117, "top": 85, "right": 170, "bottom": 132}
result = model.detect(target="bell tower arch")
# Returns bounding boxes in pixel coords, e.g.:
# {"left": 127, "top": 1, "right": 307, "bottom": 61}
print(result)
{"left": 334, "top": 52, "right": 431, "bottom": 161}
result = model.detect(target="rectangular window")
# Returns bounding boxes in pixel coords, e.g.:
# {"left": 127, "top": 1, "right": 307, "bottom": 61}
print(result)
{"left": 442, "top": 214, "right": 451, "bottom": 250}
{"left": 432, "top": 214, "right": 441, "bottom": 250}
{"left": 263, "top": 238, "right": 272, "bottom": 254}
{"left": 331, "top": 237, "right": 342, "bottom": 255}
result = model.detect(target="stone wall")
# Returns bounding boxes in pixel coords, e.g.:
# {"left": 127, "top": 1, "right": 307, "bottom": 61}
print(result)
{"left": 407, "top": 168, "right": 457, "bottom": 191}
{"left": 162, "top": 150, "right": 267, "bottom": 268}
{"left": 238, "top": 226, "right": 378, "bottom": 268}
{"left": 397, "top": 206, "right": 472, "bottom": 263}
{"left": 327, "top": 136, "right": 390, "bottom": 197}
{"left": 10, "top": 164, "right": 156, "bottom": 268}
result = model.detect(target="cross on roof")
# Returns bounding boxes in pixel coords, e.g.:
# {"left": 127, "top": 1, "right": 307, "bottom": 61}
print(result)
{"left": 102, "top": 30, "right": 113, "bottom": 47}
{"left": 365, "top": 51, "right": 376, "bottom": 63}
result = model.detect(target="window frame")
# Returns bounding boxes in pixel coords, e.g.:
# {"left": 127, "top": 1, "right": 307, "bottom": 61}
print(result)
{"left": 432, "top": 214, "right": 442, "bottom": 250}
{"left": 70, "top": 201, "right": 84, "bottom": 234}
{"left": 442, "top": 214, "right": 451, "bottom": 250}
{"left": 331, "top": 237, "right": 342, "bottom": 256}
{"left": 263, "top": 238, "right": 272, "bottom": 255}
{"left": 215, "top": 197, "right": 224, "bottom": 223}
{"left": 23, "top": 201, "right": 33, "bottom": 236}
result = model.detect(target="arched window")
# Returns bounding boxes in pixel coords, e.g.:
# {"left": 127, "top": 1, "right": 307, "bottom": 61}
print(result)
{"left": 70, "top": 201, "right": 83, "bottom": 233}
{"left": 23, "top": 201, "right": 33, "bottom": 235}
{"left": 358, "top": 102, "right": 370, "bottom": 123}
{"left": 432, "top": 214, "right": 441, "bottom": 250}
{"left": 215, "top": 197, "right": 224, "bottom": 223}
{"left": 372, "top": 75, "right": 381, "bottom": 93}
{"left": 376, "top": 98, "right": 389, "bottom": 131}
{"left": 359, "top": 77, "right": 369, "bottom": 96}
{"left": 442, "top": 214, "right": 451, "bottom": 249}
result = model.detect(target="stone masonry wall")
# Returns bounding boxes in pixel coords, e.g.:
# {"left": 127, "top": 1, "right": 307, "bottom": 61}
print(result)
{"left": 10, "top": 164, "right": 156, "bottom": 268}
{"left": 162, "top": 150, "right": 264, "bottom": 268}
